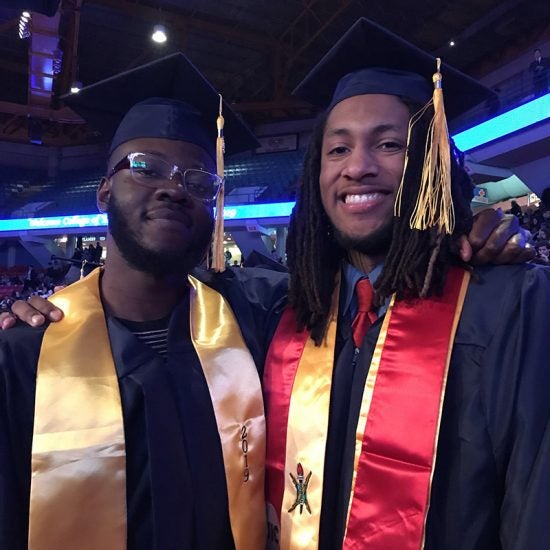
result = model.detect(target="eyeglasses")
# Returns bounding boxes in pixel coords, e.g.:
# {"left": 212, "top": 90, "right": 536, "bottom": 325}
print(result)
{"left": 108, "top": 152, "right": 223, "bottom": 202}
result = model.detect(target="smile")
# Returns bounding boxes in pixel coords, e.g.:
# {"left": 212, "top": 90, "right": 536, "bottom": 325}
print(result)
{"left": 344, "top": 192, "right": 387, "bottom": 204}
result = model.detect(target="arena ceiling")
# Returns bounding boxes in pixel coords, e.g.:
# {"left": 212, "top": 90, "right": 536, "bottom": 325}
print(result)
{"left": 0, "top": 0, "right": 549, "bottom": 147}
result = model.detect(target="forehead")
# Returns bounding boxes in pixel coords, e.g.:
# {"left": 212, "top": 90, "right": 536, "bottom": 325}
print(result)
{"left": 324, "top": 94, "right": 410, "bottom": 133}
{"left": 110, "top": 137, "right": 215, "bottom": 169}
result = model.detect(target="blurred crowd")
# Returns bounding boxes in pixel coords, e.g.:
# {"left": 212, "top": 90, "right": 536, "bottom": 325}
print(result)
{"left": 507, "top": 188, "right": 550, "bottom": 265}
{"left": 0, "top": 258, "right": 69, "bottom": 312}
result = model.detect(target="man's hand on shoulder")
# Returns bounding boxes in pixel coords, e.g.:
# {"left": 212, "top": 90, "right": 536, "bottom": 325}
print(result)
{"left": 459, "top": 208, "right": 535, "bottom": 265}
{"left": 0, "top": 296, "right": 64, "bottom": 330}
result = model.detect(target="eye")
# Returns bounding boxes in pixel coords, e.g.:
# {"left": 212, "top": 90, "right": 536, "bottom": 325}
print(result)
{"left": 187, "top": 181, "right": 210, "bottom": 194}
{"left": 134, "top": 167, "right": 162, "bottom": 178}
{"left": 378, "top": 140, "right": 405, "bottom": 152}
{"left": 130, "top": 159, "right": 165, "bottom": 178}
{"left": 326, "top": 145, "right": 350, "bottom": 156}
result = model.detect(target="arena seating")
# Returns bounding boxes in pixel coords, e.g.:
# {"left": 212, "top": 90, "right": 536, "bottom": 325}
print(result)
{"left": 0, "top": 150, "right": 304, "bottom": 218}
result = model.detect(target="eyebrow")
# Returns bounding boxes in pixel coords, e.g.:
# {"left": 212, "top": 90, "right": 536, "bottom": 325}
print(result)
{"left": 324, "top": 124, "right": 403, "bottom": 138}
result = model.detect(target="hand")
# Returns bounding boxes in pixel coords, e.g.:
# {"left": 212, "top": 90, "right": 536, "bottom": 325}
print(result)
{"left": 0, "top": 295, "right": 64, "bottom": 330}
{"left": 459, "top": 208, "right": 535, "bottom": 265}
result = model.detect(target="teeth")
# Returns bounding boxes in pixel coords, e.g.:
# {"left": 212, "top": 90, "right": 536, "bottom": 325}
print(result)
{"left": 345, "top": 193, "right": 381, "bottom": 204}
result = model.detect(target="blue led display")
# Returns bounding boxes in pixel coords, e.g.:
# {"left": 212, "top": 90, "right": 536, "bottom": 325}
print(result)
{"left": 452, "top": 92, "right": 550, "bottom": 151}
{"left": 0, "top": 203, "right": 296, "bottom": 233}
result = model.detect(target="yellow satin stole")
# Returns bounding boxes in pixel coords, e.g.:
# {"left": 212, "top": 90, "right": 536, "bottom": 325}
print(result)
{"left": 29, "top": 268, "right": 266, "bottom": 550}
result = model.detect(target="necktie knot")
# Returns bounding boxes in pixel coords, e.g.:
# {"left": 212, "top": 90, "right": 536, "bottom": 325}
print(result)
{"left": 351, "top": 278, "right": 377, "bottom": 348}
{"left": 355, "top": 278, "right": 374, "bottom": 313}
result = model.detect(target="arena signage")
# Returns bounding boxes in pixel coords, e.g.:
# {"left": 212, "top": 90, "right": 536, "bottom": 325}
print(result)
{"left": 0, "top": 202, "right": 296, "bottom": 233}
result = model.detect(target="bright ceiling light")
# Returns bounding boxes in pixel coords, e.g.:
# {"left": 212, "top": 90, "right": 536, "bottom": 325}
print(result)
{"left": 70, "top": 81, "right": 83, "bottom": 94}
{"left": 449, "top": 40, "right": 456, "bottom": 47}
{"left": 19, "top": 11, "right": 31, "bottom": 39}
{"left": 151, "top": 24, "right": 167, "bottom": 44}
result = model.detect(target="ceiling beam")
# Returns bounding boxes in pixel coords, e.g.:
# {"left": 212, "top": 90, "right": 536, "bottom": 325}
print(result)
{"left": 0, "top": 100, "right": 83, "bottom": 122}
{"left": 433, "top": 0, "right": 525, "bottom": 55}
{"left": 90, "top": 0, "right": 278, "bottom": 53}
{"left": 0, "top": 17, "right": 17, "bottom": 35}
{"left": 55, "top": 0, "right": 83, "bottom": 97}
{"left": 282, "top": 0, "right": 353, "bottom": 68}
{"left": 0, "top": 59, "right": 27, "bottom": 75}
{"left": 222, "top": 0, "right": 355, "bottom": 102}
{"left": 27, "top": 11, "right": 61, "bottom": 108}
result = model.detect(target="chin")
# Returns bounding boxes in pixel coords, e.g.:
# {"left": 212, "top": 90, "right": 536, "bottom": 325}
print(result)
{"left": 334, "top": 220, "right": 394, "bottom": 257}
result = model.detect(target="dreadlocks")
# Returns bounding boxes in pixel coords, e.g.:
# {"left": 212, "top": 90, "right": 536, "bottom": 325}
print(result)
{"left": 287, "top": 101, "right": 474, "bottom": 345}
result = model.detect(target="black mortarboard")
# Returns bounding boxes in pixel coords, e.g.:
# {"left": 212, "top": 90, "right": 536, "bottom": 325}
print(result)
{"left": 61, "top": 52, "right": 259, "bottom": 157}
{"left": 293, "top": 17, "right": 495, "bottom": 120}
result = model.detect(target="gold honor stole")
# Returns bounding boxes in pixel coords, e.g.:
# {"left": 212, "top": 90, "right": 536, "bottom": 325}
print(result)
{"left": 29, "top": 268, "right": 266, "bottom": 550}
{"left": 264, "top": 267, "right": 470, "bottom": 550}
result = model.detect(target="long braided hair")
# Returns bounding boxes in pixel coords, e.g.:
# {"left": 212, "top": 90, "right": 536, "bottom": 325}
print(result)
{"left": 287, "top": 100, "right": 474, "bottom": 345}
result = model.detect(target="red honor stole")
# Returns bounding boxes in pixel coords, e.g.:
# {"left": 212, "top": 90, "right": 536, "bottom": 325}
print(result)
{"left": 264, "top": 267, "right": 470, "bottom": 549}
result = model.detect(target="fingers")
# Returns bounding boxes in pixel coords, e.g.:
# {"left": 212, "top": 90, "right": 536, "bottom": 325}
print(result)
{"left": 469, "top": 208, "right": 518, "bottom": 251}
{"left": 12, "top": 296, "right": 63, "bottom": 327}
{"left": 474, "top": 238, "right": 535, "bottom": 265}
{"left": 470, "top": 211, "right": 535, "bottom": 265}
{"left": 458, "top": 235, "right": 473, "bottom": 262}
{"left": 468, "top": 209, "right": 530, "bottom": 265}
{"left": 0, "top": 312, "right": 16, "bottom": 330}
{"left": 467, "top": 208, "right": 504, "bottom": 252}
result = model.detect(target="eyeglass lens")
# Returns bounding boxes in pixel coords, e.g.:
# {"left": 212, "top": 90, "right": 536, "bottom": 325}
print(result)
{"left": 128, "top": 153, "right": 220, "bottom": 201}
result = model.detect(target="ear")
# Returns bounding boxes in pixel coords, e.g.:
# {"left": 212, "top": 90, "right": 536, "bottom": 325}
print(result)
{"left": 97, "top": 177, "right": 112, "bottom": 213}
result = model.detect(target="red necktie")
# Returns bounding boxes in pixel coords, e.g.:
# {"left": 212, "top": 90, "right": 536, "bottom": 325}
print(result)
{"left": 351, "top": 278, "right": 377, "bottom": 348}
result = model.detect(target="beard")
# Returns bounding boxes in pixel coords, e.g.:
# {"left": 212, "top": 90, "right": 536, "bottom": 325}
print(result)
{"left": 334, "top": 220, "right": 394, "bottom": 257}
{"left": 107, "top": 193, "right": 213, "bottom": 277}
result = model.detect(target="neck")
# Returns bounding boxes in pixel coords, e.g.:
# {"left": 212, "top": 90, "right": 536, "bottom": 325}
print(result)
{"left": 100, "top": 236, "right": 189, "bottom": 321}
{"left": 348, "top": 250, "right": 385, "bottom": 274}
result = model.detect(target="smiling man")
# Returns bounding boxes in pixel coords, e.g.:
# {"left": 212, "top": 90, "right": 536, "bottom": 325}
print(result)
{"left": 0, "top": 32, "right": 540, "bottom": 550}
{"left": 319, "top": 93, "right": 408, "bottom": 270}
{"left": 264, "top": 19, "right": 550, "bottom": 550}
{"left": 0, "top": 54, "right": 287, "bottom": 550}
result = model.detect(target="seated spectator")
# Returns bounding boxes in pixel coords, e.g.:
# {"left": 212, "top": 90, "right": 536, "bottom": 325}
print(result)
{"left": 94, "top": 241, "right": 104, "bottom": 263}
{"left": 529, "top": 48, "right": 549, "bottom": 97}
{"left": 507, "top": 200, "right": 522, "bottom": 220}
{"left": 534, "top": 243, "right": 550, "bottom": 265}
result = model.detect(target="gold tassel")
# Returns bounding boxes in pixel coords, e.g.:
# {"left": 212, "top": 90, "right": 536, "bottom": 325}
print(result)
{"left": 394, "top": 58, "right": 455, "bottom": 235}
{"left": 212, "top": 94, "right": 226, "bottom": 272}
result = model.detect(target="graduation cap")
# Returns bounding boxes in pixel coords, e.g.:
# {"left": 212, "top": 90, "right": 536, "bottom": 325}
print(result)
{"left": 294, "top": 18, "right": 496, "bottom": 236}
{"left": 293, "top": 17, "right": 495, "bottom": 121}
{"left": 61, "top": 52, "right": 258, "bottom": 158}
{"left": 62, "top": 53, "right": 259, "bottom": 271}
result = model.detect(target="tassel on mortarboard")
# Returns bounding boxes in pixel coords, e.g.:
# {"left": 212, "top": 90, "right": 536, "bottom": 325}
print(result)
{"left": 395, "top": 58, "right": 455, "bottom": 235}
{"left": 211, "top": 94, "right": 226, "bottom": 272}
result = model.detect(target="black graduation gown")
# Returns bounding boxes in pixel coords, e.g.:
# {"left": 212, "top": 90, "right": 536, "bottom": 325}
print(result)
{"left": 0, "top": 267, "right": 288, "bottom": 550}
{"left": 319, "top": 264, "right": 550, "bottom": 550}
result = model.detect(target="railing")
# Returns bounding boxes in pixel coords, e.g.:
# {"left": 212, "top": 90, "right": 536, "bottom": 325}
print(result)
{"left": 453, "top": 68, "right": 549, "bottom": 132}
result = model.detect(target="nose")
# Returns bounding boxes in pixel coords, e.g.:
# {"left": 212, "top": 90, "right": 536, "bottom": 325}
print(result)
{"left": 341, "top": 147, "right": 379, "bottom": 181}
{"left": 153, "top": 173, "right": 192, "bottom": 204}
